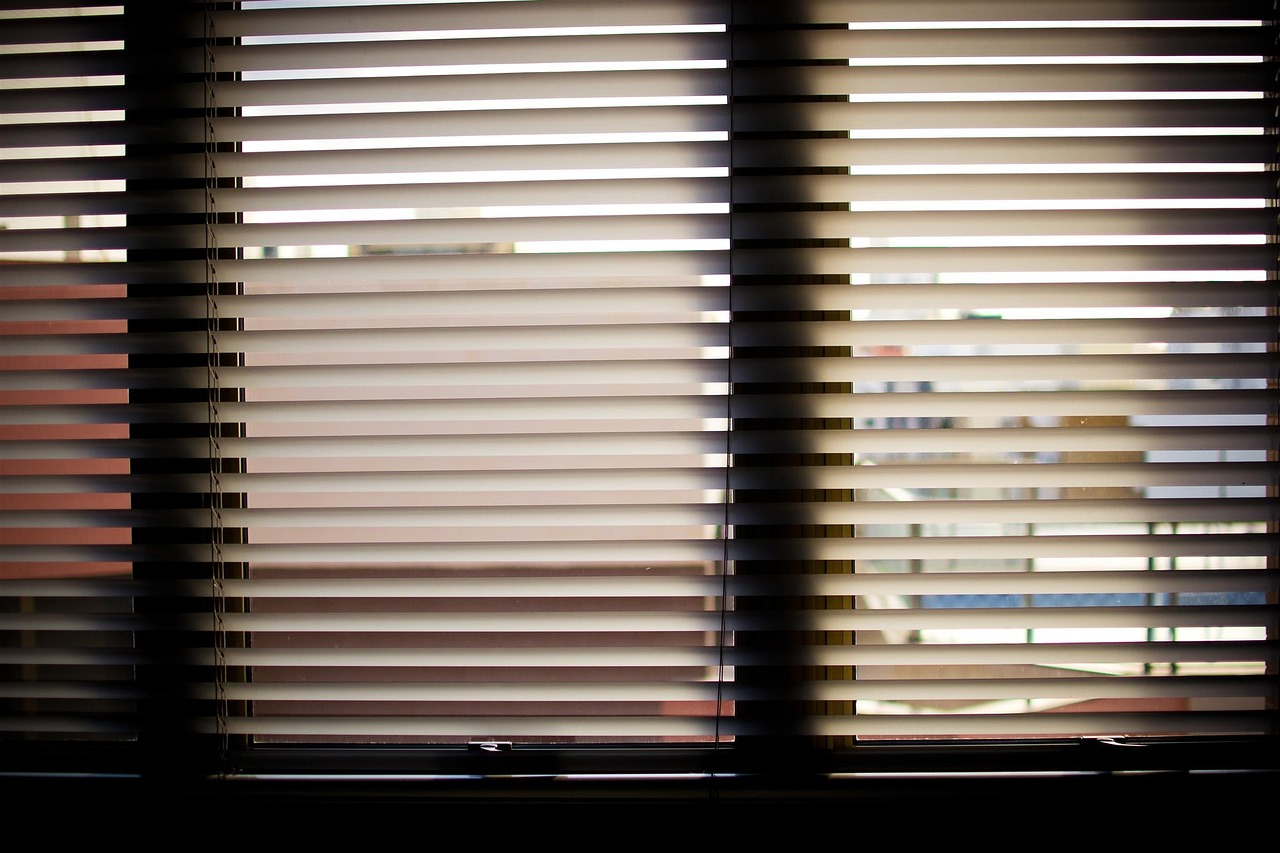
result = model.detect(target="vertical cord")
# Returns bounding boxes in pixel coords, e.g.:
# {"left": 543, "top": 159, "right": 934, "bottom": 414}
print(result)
{"left": 204, "top": 5, "right": 228, "bottom": 775}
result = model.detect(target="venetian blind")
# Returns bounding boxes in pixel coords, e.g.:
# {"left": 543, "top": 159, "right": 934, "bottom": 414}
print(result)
{"left": 1, "top": 3, "right": 140, "bottom": 743}
{"left": 1, "top": 0, "right": 1276, "bottom": 760}
{"left": 203, "top": 0, "right": 734, "bottom": 745}
{"left": 722, "top": 0, "right": 1277, "bottom": 740}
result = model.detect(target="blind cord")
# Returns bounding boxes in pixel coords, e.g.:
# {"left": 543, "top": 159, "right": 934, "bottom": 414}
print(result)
{"left": 204, "top": 4, "right": 229, "bottom": 777}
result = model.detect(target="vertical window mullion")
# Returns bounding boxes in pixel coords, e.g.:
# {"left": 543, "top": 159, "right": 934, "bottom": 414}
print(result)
{"left": 728, "top": 0, "right": 859, "bottom": 763}
{"left": 124, "top": 2, "right": 221, "bottom": 779}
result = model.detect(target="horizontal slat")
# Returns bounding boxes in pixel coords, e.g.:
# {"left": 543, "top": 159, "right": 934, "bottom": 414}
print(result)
{"left": 2, "top": 353, "right": 1272, "bottom": 391}
{"left": 737, "top": 353, "right": 1277, "bottom": 384}
{"left": 185, "top": 135, "right": 1265, "bottom": 179}
{"left": 0, "top": 258, "right": 726, "bottom": 290}
{"left": 0, "top": 577, "right": 141, "bottom": 597}
{"left": 0, "top": 716, "right": 136, "bottom": 736}
{"left": 734, "top": 281, "right": 1275, "bottom": 311}
{"left": 210, "top": 104, "right": 727, "bottom": 143}
{"left": 220, "top": 284, "right": 728, "bottom": 319}
{"left": 224, "top": 608, "right": 718, "bottom": 634}
{"left": 787, "top": 606, "right": 1273, "bottom": 632}
{"left": 217, "top": 322, "right": 727, "bottom": 352}
{"left": 0, "top": 208, "right": 725, "bottom": 250}
{"left": 734, "top": 244, "right": 1274, "bottom": 274}
{"left": 733, "top": 425, "right": 1276, "bottom": 456}
{"left": 2, "top": 504, "right": 724, "bottom": 531}
{"left": 0, "top": 610, "right": 710, "bottom": 633}
{"left": 0, "top": 188, "right": 185, "bottom": 219}
{"left": 14, "top": 530, "right": 1266, "bottom": 565}
{"left": 24, "top": 608, "right": 1233, "bottom": 654}
{"left": 7, "top": 494, "right": 1265, "bottom": 530}
{"left": 218, "top": 176, "right": 727, "bottom": 210}
{"left": 0, "top": 118, "right": 193, "bottom": 150}
{"left": 217, "top": 32, "right": 729, "bottom": 74}
{"left": 220, "top": 67, "right": 731, "bottom": 108}
{"left": 0, "top": 362, "right": 1267, "bottom": 403}
{"left": 733, "top": 62, "right": 1272, "bottom": 96}
{"left": 0, "top": 466, "right": 728, "bottom": 494}
{"left": 743, "top": 389, "right": 1279, "bottom": 417}
{"left": 0, "top": 84, "right": 129, "bottom": 116}
{"left": 752, "top": 0, "right": 1274, "bottom": 23}
{"left": 734, "top": 99, "right": 1274, "bottom": 132}
{"left": 28, "top": 279, "right": 1275, "bottom": 325}
{"left": 0, "top": 710, "right": 703, "bottom": 740}
{"left": 735, "top": 27, "right": 1271, "bottom": 61}
{"left": 217, "top": 716, "right": 717, "bottom": 739}
{"left": 190, "top": 604, "right": 1274, "bottom": 633}
{"left": 0, "top": 71, "right": 705, "bottom": 116}
{"left": 6, "top": 317, "right": 1263, "bottom": 355}
{"left": 182, "top": 422, "right": 1280, "bottom": 456}
{"left": 14, "top": 209, "right": 1249, "bottom": 253}
{"left": 0, "top": 612, "right": 207, "bottom": 631}
{"left": 733, "top": 318, "right": 1276, "bottom": 347}
{"left": 219, "top": 640, "right": 1275, "bottom": 670}
{"left": 0, "top": 682, "right": 139, "bottom": 701}
{"left": 762, "top": 389, "right": 1270, "bottom": 416}
{"left": 0, "top": 177, "right": 728, "bottom": 218}
{"left": 216, "top": 0, "right": 729, "bottom": 37}
{"left": 211, "top": 675, "right": 1274, "bottom": 704}
{"left": 738, "top": 209, "right": 1278, "bottom": 240}
{"left": 0, "top": 5, "right": 126, "bottom": 36}
{"left": 793, "top": 712, "right": 1272, "bottom": 738}
{"left": 2, "top": 461, "right": 1269, "bottom": 494}
{"left": 193, "top": 705, "right": 1280, "bottom": 743}
{"left": 732, "top": 135, "right": 1273, "bottom": 168}
{"left": 734, "top": 173, "right": 1272, "bottom": 204}
{"left": 1, "top": 285, "right": 731, "bottom": 323}
{"left": 222, "top": 682, "right": 720, "bottom": 704}
{"left": 225, "top": 645, "right": 724, "bottom": 670}
{"left": 0, "top": 140, "right": 725, "bottom": 184}
{"left": 819, "top": 637, "right": 1275, "bottom": 667}
{"left": 3, "top": 391, "right": 1273, "bottom": 427}
{"left": 220, "top": 140, "right": 726, "bottom": 177}
{"left": 218, "top": 253, "right": 726, "bottom": 285}
{"left": 792, "top": 568, "right": 1276, "bottom": 598}
{"left": 728, "top": 532, "right": 1273, "bottom": 563}
{"left": 11, "top": 169, "right": 1267, "bottom": 220}
{"left": 2, "top": 496, "right": 1273, "bottom": 532}
{"left": 0, "top": 360, "right": 729, "bottom": 391}
{"left": 0, "top": 50, "right": 126, "bottom": 82}
{"left": 212, "top": 569, "right": 1275, "bottom": 599}
{"left": 733, "top": 459, "right": 1275, "bottom": 489}
{"left": 0, "top": 430, "right": 716, "bottom": 461}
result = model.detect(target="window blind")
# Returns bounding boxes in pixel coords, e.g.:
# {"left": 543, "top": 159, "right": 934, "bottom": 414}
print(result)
{"left": 202, "top": 0, "right": 734, "bottom": 745}
{"left": 724, "top": 0, "right": 1277, "bottom": 740}
{"left": 0, "top": 0, "right": 1276, "bottom": 770}
{"left": 1, "top": 2, "right": 140, "bottom": 743}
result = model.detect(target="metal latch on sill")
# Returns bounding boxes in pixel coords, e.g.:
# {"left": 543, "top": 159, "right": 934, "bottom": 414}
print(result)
{"left": 468, "top": 741, "right": 514, "bottom": 752}
{"left": 1083, "top": 736, "right": 1145, "bottom": 748}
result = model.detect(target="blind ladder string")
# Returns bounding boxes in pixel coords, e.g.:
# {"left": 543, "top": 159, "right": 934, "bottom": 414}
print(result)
{"left": 203, "top": 5, "right": 229, "bottom": 773}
